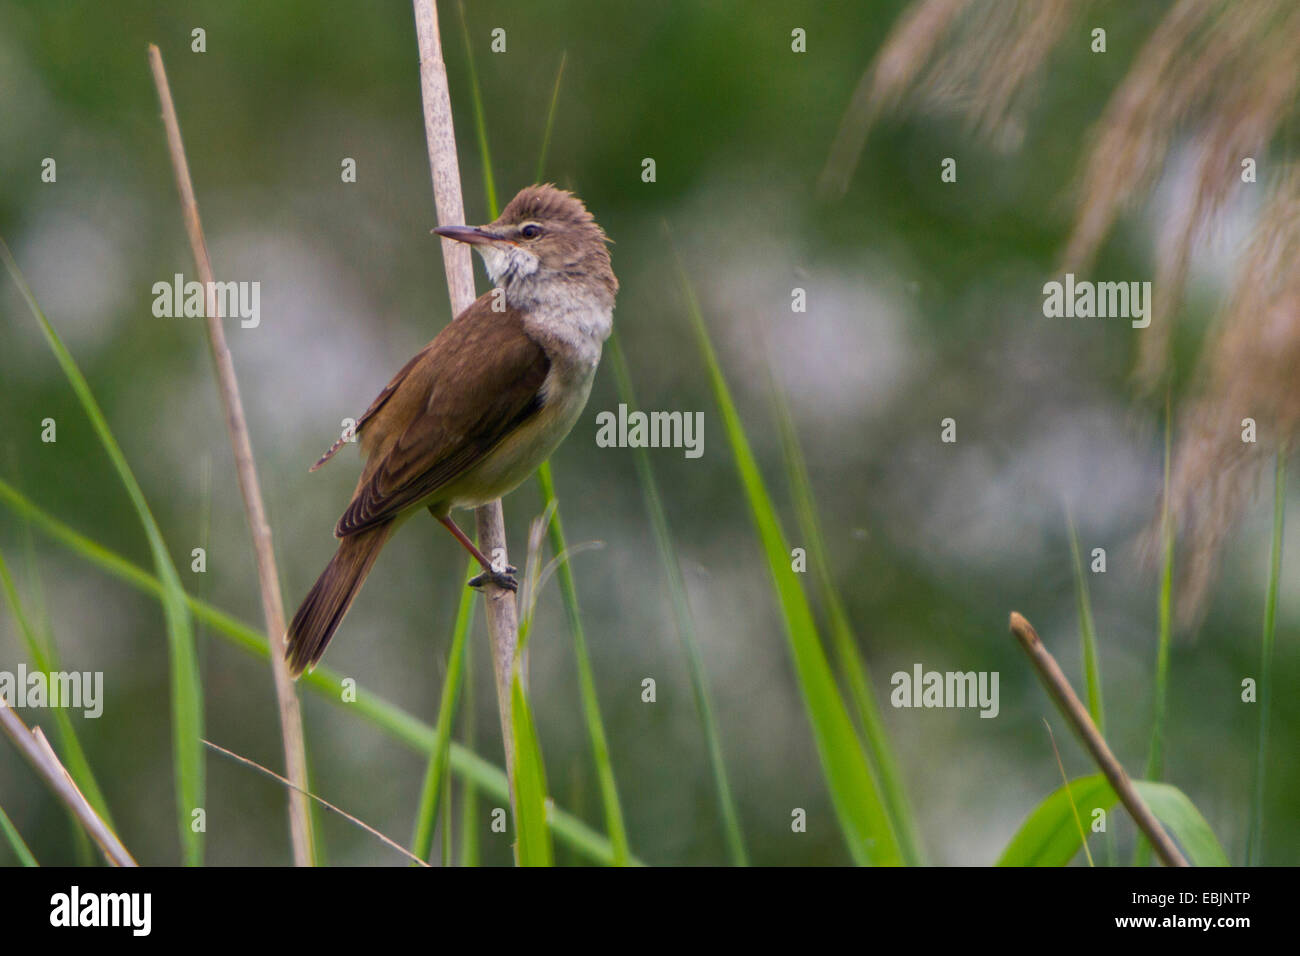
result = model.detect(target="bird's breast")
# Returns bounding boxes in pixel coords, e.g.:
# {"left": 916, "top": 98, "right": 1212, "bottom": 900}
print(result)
{"left": 439, "top": 303, "right": 610, "bottom": 511}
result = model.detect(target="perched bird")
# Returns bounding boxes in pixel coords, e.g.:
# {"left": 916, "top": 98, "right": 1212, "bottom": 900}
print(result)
{"left": 286, "top": 184, "right": 617, "bottom": 676}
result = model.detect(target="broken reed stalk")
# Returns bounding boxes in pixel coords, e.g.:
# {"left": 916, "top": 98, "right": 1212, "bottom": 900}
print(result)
{"left": 147, "top": 45, "right": 314, "bottom": 867}
{"left": 0, "top": 699, "right": 136, "bottom": 866}
{"left": 412, "top": 0, "right": 521, "bottom": 790}
{"left": 1009, "top": 611, "right": 1189, "bottom": 867}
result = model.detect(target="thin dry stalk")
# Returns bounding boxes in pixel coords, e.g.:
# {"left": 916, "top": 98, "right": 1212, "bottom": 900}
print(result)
{"left": 147, "top": 45, "right": 314, "bottom": 866}
{"left": 0, "top": 699, "right": 136, "bottom": 866}
{"left": 412, "top": 0, "right": 521, "bottom": 790}
{"left": 203, "top": 739, "right": 431, "bottom": 866}
{"left": 1009, "top": 612, "right": 1189, "bottom": 867}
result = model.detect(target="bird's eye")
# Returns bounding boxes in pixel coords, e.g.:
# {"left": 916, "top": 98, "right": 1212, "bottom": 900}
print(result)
{"left": 519, "top": 223, "right": 543, "bottom": 240}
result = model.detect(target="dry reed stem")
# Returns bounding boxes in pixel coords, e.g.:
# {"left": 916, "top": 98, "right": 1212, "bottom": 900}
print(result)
{"left": 0, "top": 698, "right": 136, "bottom": 866}
{"left": 1009, "top": 612, "right": 1189, "bottom": 867}
{"left": 412, "top": 0, "right": 521, "bottom": 792}
{"left": 147, "top": 45, "right": 314, "bottom": 866}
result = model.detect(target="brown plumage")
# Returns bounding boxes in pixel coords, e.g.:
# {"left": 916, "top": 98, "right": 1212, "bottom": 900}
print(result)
{"left": 286, "top": 184, "right": 615, "bottom": 676}
{"left": 285, "top": 525, "right": 393, "bottom": 676}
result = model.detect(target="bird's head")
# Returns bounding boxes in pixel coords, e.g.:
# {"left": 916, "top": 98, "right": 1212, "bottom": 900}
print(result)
{"left": 434, "top": 184, "right": 616, "bottom": 309}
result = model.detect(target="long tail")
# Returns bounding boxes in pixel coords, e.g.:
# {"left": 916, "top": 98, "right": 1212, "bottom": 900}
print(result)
{"left": 286, "top": 523, "right": 393, "bottom": 677}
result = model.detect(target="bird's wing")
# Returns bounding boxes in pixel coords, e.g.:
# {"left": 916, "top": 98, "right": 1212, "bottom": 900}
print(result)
{"left": 310, "top": 344, "right": 435, "bottom": 471}
{"left": 335, "top": 297, "right": 550, "bottom": 536}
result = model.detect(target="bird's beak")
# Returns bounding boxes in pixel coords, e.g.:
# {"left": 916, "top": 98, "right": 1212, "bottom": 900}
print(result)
{"left": 432, "top": 224, "right": 502, "bottom": 246}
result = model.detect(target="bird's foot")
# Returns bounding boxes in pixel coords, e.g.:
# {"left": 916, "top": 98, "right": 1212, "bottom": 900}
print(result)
{"left": 468, "top": 565, "right": 519, "bottom": 592}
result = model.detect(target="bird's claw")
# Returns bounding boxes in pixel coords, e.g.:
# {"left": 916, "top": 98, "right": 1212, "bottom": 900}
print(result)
{"left": 468, "top": 566, "right": 519, "bottom": 592}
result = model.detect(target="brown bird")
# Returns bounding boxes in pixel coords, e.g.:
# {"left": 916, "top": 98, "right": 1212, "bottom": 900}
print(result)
{"left": 286, "top": 184, "right": 617, "bottom": 676}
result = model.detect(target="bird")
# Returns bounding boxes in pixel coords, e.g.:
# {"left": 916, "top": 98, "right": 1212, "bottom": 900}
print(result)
{"left": 285, "top": 184, "right": 617, "bottom": 676}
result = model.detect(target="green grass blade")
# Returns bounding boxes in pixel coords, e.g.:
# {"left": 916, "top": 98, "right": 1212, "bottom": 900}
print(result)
{"left": 762, "top": 347, "right": 923, "bottom": 866}
{"left": 676, "top": 248, "right": 902, "bottom": 866}
{"left": 7, "top": 523, "right": 98, "bottom": 866}
{"left": 1065, "top": 512, "right": 1115, "bottom": 866}
{"left": 457, "top": 0, "right": 497, "bottom": 217}
{"left": 0, "top": 804, "right": 38, "bottom": 866}
{"left": 459, "top": 21, "right": 631, "bottom": 866}
{"left": 0, "top": 548, "right": 116, "bottom": 829}
{"left": 1149, "top": 405, "right": 1175, "bottom": 781}
{"left": 440, "top": 765, "right": 453, "bottom": 866}
{"left": 1246, "top": 449, "right": 1285, "bottom": 866}
{"left": 1136, "top": 401, "right": 1175, "bottom": 866}
{"left": 1043, "top": 719, "right": 1093, "bottom": 866}
{"left": 531, "top": 80, "right": 632, "bottom": 863}
{"left": 1, "top": 240, "right": 204, "bottom": 865}
{"left": 0, "top": 477, "right": 633, "bottom": 864}
{"left": 608, "top": 333, "right": 748, "bottom": 865}
{"left": 458, "top": 635, "right": 480, "bottom": 866}
{"left": 18, "top": 518, "right": 53, "bottom": 661}
{"left": 1066, "top": 512, "right": 1105, "bottom": 735}
{"left": 510, "top": 671, "right": 554, "bottom": 866}
{"left": 441, "top": 770, "right": 452, "bottom": 868}
{"left": 458, "top": 784, "right": 479, "bottom": 864}
{"left": 535, "top": 464, "right": 632, "bottom": 866}
{"left": 534, "top": 52, "right": 567, "bottom": 184}
{"left": 410, "top": 558, "right": 477, "bottom": 862}
{"left": 998, "top": 773, "right": 1228, "bottom": 866}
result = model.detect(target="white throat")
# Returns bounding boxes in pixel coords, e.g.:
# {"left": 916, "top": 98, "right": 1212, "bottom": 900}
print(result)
{"left": 476, "top": 244, "right": 539, "bottom": 288}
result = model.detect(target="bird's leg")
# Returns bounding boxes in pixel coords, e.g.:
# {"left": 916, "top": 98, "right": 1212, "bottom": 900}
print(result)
{"left": 435, "top": 512, "right": 519, "bottom": 592}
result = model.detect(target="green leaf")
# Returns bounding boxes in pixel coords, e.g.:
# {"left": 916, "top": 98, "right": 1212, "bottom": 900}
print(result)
{"left": 997, "top": 774, "right": 1115, "bottom": 866}
{"left": 1133, "top": 780, "right": 1230, "bottom": 867}
{"left": 998, "top": 773, "right": 1229, "bottom": 867}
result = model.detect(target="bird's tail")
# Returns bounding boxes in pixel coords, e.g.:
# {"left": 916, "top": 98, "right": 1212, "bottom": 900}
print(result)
{"left": 286, "top": 523, "right": 393, "bottom": 677}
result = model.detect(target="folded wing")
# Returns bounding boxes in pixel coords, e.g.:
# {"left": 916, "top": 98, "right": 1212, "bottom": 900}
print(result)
{"left": 335, "top": 297, "right": 549, "bottom": 536}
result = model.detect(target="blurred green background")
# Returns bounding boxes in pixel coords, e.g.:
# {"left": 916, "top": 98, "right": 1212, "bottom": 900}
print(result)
{"left": 1, "top": 0, "right": 1295, "bottom": 865}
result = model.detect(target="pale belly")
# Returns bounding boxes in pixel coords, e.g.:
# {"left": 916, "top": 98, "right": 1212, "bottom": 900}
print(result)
{"left": 432, "top": 358, "right": 597, "bottom": 512}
